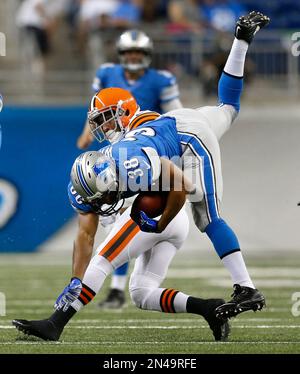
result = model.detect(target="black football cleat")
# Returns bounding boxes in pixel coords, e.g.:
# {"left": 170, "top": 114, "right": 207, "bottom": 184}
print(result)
{"left": 215, "top": 284, "right": 266, "bottom": 319}
{"left": 98, "top": 288, "right": 126, "bottom": 310}
{"left": 12, "top": 319, "right": 63, "bottom": 341}
{"left": 235, "top": 11, "right": 270, "bottom": 44}
{"left": 203, "top": 299, "right": 230, "bottom": 342}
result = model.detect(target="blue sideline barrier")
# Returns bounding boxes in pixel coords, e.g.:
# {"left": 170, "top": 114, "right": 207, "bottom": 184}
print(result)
{"left": 0, "top": 106, "right": 95, "bottom": 252}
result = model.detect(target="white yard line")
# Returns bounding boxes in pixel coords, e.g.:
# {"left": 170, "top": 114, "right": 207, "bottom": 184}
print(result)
{"left": 2, "top": 325, "right": 300, "bottom": 329}
{"left": 1, "top": 318, "right": 293, "bottom": 322}
{"left": 0, "top": 341, "right": 299, "bottom": 346}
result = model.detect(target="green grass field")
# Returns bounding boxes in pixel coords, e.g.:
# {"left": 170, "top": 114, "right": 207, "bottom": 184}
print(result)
{"left": 0, "top": 250, "right": 300, "bottom": 354}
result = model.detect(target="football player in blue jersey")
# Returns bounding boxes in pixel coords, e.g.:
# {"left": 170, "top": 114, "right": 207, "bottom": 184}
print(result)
{"left": 12, "top": 153, "right": 230, "bottom": 342}
{"left": 76, "top": 30, "right": 183, "bottom": 309}
{"left": 77, "top": 29, "right": 182, "bottom": 149}
{"left": 80, "top": 11, "right": 270, "bottom": 319}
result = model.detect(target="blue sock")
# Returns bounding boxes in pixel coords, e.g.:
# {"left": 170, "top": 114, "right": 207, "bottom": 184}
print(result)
{"left": 218, "top": 71, "right": 243, "bottom": 112}
{"left": 205, "top": 218, "right": 240, "bottom": 259}
{"left": 114, "top": 262, "right": 129, "bottom": 276}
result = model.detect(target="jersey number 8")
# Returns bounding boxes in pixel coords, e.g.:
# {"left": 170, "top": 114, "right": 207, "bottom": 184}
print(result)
{"left": 124, "top": 158, "right": 144, "bottom": 179}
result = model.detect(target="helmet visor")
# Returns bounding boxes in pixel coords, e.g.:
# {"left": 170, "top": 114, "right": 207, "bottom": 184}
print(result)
{"left": 89, "top": 107, "right": 120, "bottom": 143}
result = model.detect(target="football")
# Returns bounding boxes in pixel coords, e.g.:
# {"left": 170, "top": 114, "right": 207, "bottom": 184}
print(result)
{"left": 131, "top": 191, "right": 168, "bottom": 219}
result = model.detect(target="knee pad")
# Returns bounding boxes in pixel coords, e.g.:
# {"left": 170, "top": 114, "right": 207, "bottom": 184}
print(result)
{"left": 129, "top": 273, "right": 161, "bottom": 309}
{"left": 129, "top": 286, "right": 151, "bottom": 309}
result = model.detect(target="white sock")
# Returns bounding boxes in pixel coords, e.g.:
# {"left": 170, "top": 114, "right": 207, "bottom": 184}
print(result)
{"left": 224, "top": 38, "right": 249, "bottom": 77}
{"left": 71, "top": 256, "right": 113, "bottom": 311}
{"left": 141, "top": 288, "right": 189, "bottom": 313}
{"left": 222, "top": 251, "right": 255, "bottom": 289}
{"left": 111, "top": 275, "right": 127, "bottom": 291}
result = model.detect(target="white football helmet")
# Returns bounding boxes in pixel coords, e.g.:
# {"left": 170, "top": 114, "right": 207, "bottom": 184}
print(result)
{"left": 116, "top": 29, "right": 153, "bottom": 71}
{"left": 71, "top": 151, "right": 123, "bottom": 215}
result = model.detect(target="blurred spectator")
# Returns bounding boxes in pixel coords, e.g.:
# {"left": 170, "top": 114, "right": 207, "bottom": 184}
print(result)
{"left": 164, "top": 0, "right": 203, "bottom": 77}
{"left": 111, "top": 0, "right": 142, "bottom": 29}
{"left": 78, "top": 0, "right": 143, "bottom": 68}
{"left": 77, "top": 0, "right": 120, "bottom": 64}
{"left": 16, "top": 0, "right": 52, "bottom": 76}
{"left": 197, "top": 1, "right": 248, "bottom": 96}
{"left": 200, "top": 0, "right": 246, "bottom": 32}
{"left": 78, "top": 0, "right": 119, "bottom": 39}
{"left": 166, "top": 0, "right": 203, "bottom": 34}
{"left": 142, "top": 0, "right": 160, "bottom": 22}
{"left": 16, "top": 0, "right": 68, "bottom": 76}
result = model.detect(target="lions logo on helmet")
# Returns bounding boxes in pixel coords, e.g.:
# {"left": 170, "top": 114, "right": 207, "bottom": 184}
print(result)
{"left": 71, "top": 151, "right": 122, "bottom": 216}
{"left": 116, "top": 29, "right": 153, "bottom": 72}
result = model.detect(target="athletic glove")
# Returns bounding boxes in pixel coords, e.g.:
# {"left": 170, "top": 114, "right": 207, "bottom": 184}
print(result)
{"left": 137, "top": 211, "right": 159, "bottom": 233}
{"left": 54, "top": 277, "right": 82, "bottom": 312}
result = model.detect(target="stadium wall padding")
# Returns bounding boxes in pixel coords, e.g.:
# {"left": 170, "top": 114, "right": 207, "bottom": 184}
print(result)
{"left": 0, "top": 106, "right": 90, "bottom": 252}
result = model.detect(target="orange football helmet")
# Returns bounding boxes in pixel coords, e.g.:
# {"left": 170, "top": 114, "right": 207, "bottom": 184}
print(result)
{"left": 88, "top": 87, "right": 139, "bottom": 143}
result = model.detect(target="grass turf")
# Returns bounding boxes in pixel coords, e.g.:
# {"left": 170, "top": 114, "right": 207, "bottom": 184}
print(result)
{"left": 0, "top": 251, "right": 299, "bottom": 354}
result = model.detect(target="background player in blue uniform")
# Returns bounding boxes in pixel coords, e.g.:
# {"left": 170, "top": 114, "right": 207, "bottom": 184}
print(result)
{"left": 76, "top": 29, "right": 183, "bottom": 309}
{"left": 77, "top": 29, "right": 182, "bottom": 149}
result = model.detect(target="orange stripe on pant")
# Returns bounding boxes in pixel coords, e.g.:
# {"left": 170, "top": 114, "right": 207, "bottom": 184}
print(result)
{"left": 107, "top": 225, "right": 140, "bottom": 262}
{"left": 99, "top": 219, "right": 134, "bottom": 256}
{"left": 99, "top": 218, "right": 140, "bottom": 262}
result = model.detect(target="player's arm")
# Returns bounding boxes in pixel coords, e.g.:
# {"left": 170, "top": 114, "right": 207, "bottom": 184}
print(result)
{"left": 72, "top": 212, "right": 99, "bottom": 279}
{"left": 54, "top": 184, "right": 99, "bottom": 311}
{"left": 77, "top": 118, "right": 94, "bottom": 150}
{"left": 54, "top": 212, "right": 98, "bottom": 311}
{"left": 156, "top": 158, "right": 192, "bottom": 232}
{"left": 161, "top": 97, "right": 183, "bottom": 113}
{"left": 158, "top": 70, "right": 183, "bottom": 113}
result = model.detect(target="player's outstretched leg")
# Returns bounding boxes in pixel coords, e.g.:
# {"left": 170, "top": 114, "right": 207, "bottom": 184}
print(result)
{"left": 204, "top": 11, "right": 269, "bottom": 319}
{"left": 12, "top": 255, "right": 112, "bottom": 341}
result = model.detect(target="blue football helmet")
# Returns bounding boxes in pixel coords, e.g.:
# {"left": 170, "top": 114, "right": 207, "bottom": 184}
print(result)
{"left": 71, "top": 151, "right": 123, "bottom": 216}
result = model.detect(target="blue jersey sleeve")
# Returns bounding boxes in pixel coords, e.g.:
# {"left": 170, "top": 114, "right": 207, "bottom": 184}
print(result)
{"left": 68, "top": 182, "right": 93, "bottom": 214}
{"left": 156, "top": 70, "right": 180, "bottom": 104}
